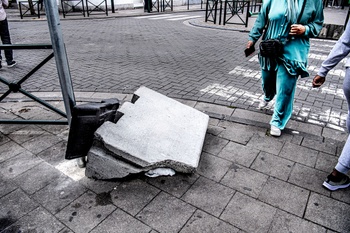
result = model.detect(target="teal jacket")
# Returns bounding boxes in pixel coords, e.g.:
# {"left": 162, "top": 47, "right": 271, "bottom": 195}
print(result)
{"left": 249, "top": 0, "right": 324, "bottom": 77}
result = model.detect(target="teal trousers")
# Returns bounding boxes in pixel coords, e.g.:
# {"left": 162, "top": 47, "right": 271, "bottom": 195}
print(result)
{"left": 261, "top": 63, "right": 298, "bottom": 130}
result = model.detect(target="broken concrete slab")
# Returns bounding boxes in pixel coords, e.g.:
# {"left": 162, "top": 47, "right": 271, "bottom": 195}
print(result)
{"left": 85, "top": 143, "right": 143, "bottom": 180}
{"left": 86, "top": 86, "right": 209, "bottom": 179}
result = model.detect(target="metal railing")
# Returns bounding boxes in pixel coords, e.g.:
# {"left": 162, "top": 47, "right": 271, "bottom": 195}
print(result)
{"left": 220, "top": 0, "right": 250, "bottom": 26}
{"left": 205, "top": 0, "right": 250, "bottom": 27}
{"left": 0, "top": 44, "right": 69, "bottom": 125}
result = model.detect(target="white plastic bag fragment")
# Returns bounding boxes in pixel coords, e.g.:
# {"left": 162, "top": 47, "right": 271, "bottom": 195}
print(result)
{"left": 145, "top": 168, "right": 176, "bottom": 177}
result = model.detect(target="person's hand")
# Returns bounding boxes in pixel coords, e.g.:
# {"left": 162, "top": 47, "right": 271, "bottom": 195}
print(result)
{"left": 246, "top": 41, "right": 254, "bottom": 49}
{"left": 289, "top": 24, "right": 306, "bottom": 36}
{"left": 312, "top": 75, "right": 326, "bottom": 88}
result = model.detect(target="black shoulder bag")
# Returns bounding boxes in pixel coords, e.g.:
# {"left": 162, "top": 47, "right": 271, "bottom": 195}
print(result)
{"left": 259, "top": 0, "right": 306, "bottom": 58}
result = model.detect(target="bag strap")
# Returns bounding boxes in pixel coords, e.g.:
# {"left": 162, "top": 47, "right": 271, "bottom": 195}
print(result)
{"left": 297, "top": 0, "right": 307, "bottom": 23}
{"left": 261, "top": 3, "right": 271, "bottom": 40}
{"left": 262, "top": 0, "right": 307, "bottom": 40}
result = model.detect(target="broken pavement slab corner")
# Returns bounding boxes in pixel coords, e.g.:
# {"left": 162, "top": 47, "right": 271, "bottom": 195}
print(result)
{"left": 86, "top": 86, "right": 209, "bottom": 179}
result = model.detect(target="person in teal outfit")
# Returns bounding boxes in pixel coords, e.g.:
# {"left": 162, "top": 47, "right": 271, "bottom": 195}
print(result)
{"left": 246, "top": 0, "right": 324, "bottom": 136}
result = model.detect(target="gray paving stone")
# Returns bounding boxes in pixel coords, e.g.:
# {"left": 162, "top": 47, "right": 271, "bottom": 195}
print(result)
{"left": 202, "top": 133, "right": 229, "bottom": 155}
{"left": 221, "top": 164, "right": 269, "bottom": 198}
{"left": 14, "top": 162, "right": 62, "bottom": 195}
{"left": 330, "top": 188, "right": 350, "bottom": 205}
{"left": 0, "top": 189, "right": 39, "bottom": 231}
{"left": 246, "top": 134, "right": 284, "bottom": 155}
{"left": 3, "top": 207, "right": 65, "bottom": 233}
{"left": 305, "top": 193, "right": 350, "bottom": 232}
{"left": 269, "top": 209, "right": 327, "bottom": 233}
{"left": 289, "top": 134, "right": 304, "bottom": 145}
{"left": 315, "top": 152, "right": 338, "bottom": 173}
{"left": 21, "top": 133, "right": 63, "bottom": 155}
{"left": 326, "top": 230, "right": 338, "bottom": 233}
{"left": 301, "top": 137, "right": 338, "bottom": 155}
{"left": 79, "top": 176, "right": 120, "bottom": 194}
{"left": 194, "top": 102, "right": 234, "bottom": 116}
{"left": 174, "top": 99, "right": 197, "bottom": 108}
{"left": 231, "top": 108, "right": 271, "bottom": 124}
{"left": 136, "top": 192, "right": 196, "bottom": 233}
{"left": 196, "top": 152, "right": 232, "bottom": 182}
{"left": 251, "top": 151, "right": 294, "bottom": 181}
{"left": 110, "top": 179, "right": 160, "bottom": 216}
{"left": 90, "top": 208, "right": 152, "bottom": 233}
{"left": 0, "top": 123, "right": 26, "bottom": 135}
{"left": 322, "top": 126, "right": 348, "bottom": 141}
{"left": 288, "top": 163, "right": 330, "bottom": 196}
{"left": 0, "top": 151, "right": 42, "bottom": 179}
{"left": 206, "top": 124, "right": 225, "bottom": 136}
{"left": 39, "top": 125, "right": 70, "bottom": 137}
{"left": 55, "top": 191, "right": 116, "bottom": 233}
{"left": 0, "top": 140, "right": 26, "bottom": 163}
{"left": 37, "top": 141, "right": 68, "bottom": 166}
{"left": 221, "top": 192, "right": 277, "bottom": 233}
{"left": 0, "top": 180, "right": 16, "bottom": 198}
{"left": 145, "top": 173, "right": 199, "bottom": 198}
{"left": 7, "top": 125, "right": 45, "bottom": 144}
{"left": 0, "top": 132, "right": 10, "bottom": 146}
{"left": 286, "top": 120, "right": 323, "bottom": 136}
{"left": 208, "top": 118, "right": 220, "bottom": 126}
{"left": 182, "top": 177, "right": 235, "bottom": 217}
{"left": 149, "top": 230, "right": 160, "bottom": 233}
{"left": 10, "top": 103, "right": 63, "bottom": 121}
{"left": 218, "top": 123, "right": 256, "bottom": 145}
{"left": 32, "top": 175, "right": 87, "bottom": 214}
{"left": 279, "top": 142, "right": 319, "bottom": 167}
{"left": 218, "top": 141, "right": 260, "bottom": 167}
{"left": 180, "top": 210, "right": 239, "bottom": 233}
{"left": 258, "top": 177, "right": 309, "bottom": 217}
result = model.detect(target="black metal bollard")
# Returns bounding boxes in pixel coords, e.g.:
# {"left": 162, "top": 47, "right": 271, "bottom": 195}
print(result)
{"left": 144, "top": 0, "right": 152, "bottom": 12}
{"left": 65, "top": 98, "right": 119, "bottom": 160}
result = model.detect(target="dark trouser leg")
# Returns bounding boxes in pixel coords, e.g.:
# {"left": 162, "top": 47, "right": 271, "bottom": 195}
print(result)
{"left": 261, "top": 68, "right": 277, "bottom": 102}
{"left": 0, "top": 18, "right": 13, "bottom": 63}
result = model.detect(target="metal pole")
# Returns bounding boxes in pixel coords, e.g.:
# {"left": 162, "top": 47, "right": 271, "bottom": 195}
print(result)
{"left": 44, "top": 0, "right": 76, "bottom": 126}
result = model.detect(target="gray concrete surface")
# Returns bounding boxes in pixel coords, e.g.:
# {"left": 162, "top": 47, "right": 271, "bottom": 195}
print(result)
{"left": 86, "top": 86, "right": 209, "bottom": 178}
{"left": 1, "top": 4, "right": 350, "bottom": 233}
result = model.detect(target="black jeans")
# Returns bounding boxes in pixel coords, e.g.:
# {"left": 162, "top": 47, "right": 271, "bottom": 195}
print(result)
{"left": 0, "top": 18, "right": 13, "bottom": 63}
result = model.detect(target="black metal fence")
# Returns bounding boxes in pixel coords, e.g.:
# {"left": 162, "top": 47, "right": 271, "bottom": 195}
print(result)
{"left": 205, "top": 0, "right": 258, "bottom": 27}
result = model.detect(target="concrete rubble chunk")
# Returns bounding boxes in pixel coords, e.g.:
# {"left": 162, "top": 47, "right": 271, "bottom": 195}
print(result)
{"left": 86, "top": 86, "right": 209, "bottom": 179}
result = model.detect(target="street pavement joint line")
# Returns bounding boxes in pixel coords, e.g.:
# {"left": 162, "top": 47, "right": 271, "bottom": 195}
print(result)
{"left": 134, "top": 14, "right": 185, "bottom": 19}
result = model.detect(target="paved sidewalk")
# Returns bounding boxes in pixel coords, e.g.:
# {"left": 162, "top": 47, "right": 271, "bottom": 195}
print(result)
{"left": 0, "top": 91, "right": 350, "bottom": 232}
{"left": 0, "top": 3, "right": 350, "bottom": 233}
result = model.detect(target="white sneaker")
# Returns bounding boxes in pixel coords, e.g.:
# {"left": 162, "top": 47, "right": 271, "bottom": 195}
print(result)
{"left": 258, "top": 99, "right": 268, "bottom": 109}
{"left": 270, "top": 125, "right": 281, "bottom": 137}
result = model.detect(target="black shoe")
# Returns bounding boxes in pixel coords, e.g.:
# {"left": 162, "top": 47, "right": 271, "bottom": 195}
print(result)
{"left": 7, "top": 60, "right": 16, "bottom": 68}
{"left": 323, "top": 173, "right": 350, "bottom": 191}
